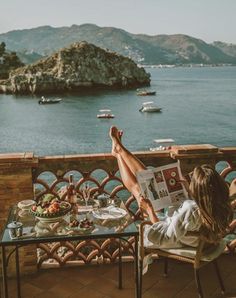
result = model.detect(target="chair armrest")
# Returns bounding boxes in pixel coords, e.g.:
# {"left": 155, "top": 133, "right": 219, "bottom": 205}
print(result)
{"left": 139, "top": 221, "right": 152, "bottom": 259}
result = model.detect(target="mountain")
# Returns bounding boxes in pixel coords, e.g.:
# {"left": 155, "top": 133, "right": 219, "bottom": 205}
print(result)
{"left": 137, "top": 34, "right": 236, "bottom": 64}
{"left": 16, "top": 51, "right": 44, "bottom": 64}
{"left": 1, "top": 24, "right": 236, "bottom": 65}
{"left": 0, "top": 41, "right": 150, "bottom": 94}
{"left": 212, "top": 41, "right": 236, "bottom": 58}
{"left": 0, "top": 24, "right": 236, "bottom": 65}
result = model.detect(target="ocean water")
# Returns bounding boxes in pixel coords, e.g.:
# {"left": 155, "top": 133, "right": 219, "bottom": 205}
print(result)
{"left": 0, "top": 66, "right": 235, "bottom": 156}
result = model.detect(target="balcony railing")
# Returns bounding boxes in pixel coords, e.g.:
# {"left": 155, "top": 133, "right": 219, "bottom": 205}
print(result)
{"left": 0, "top": 145, "right": 235, "bottom": 275}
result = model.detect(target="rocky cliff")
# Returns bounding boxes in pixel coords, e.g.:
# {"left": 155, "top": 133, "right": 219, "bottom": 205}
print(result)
{"left": 0, "top": 41, "right": 150, "bottom": 94}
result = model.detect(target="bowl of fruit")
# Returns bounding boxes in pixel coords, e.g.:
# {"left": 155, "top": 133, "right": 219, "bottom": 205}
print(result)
{"left": 31, "top": 194, "right": 71, "bottom": 223}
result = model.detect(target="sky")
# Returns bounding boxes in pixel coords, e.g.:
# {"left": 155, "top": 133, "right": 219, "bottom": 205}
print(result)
{"left": 0, "top": 0, "right": 236, "bottom": 43}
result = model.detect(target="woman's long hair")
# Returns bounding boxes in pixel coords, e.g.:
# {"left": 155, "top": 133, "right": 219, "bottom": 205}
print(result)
{"left": 189, "top": 164, "right": 233, "bottom": 243}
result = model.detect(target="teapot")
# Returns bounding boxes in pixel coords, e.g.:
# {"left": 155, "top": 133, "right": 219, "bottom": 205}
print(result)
{"left": 7, "top": 221, "right": 23, "bottom": 239}
{"left": 94, "top": 194, "right": 110, "bottom": 208}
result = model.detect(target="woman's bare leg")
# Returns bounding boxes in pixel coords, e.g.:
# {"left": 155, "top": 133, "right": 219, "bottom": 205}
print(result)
{"left": 109, "top": 126, "right": 146, "bottom": 204}
{"left": 110, "top": 126, "right": 146, "bottom": 176}
{"left": 116, "top": 154, "right": 143, "bottom": 204}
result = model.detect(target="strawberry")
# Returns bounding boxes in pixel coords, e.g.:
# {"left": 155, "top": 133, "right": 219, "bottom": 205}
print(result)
{"left": 32, "top": 205, "right": 37, "bottom": 212}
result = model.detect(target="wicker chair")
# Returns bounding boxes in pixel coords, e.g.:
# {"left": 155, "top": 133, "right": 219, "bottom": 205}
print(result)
{"left": 226, "top": 194, "right": 236, "bottom": 253}
{"left": 226, "top": 183, "right": 236, "bottom": 253}
{"left": 138, "top": 221, "right": 226, "bottom": 298}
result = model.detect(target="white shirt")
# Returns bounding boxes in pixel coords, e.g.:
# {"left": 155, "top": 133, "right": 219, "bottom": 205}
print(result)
{"left": 144, "top": 199, "right": 202, "bottom": 249}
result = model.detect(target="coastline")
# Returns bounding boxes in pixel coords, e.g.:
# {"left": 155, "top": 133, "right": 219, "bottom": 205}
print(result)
{"left": 139, "top": 63, "right": 236, "bottom": 69}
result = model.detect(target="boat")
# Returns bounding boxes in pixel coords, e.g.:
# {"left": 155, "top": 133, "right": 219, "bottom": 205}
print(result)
{"left": 97, "top": 109, "right": 115, "bottom": 119}
{"left": 137, "top": 89, "right": 156, "bottom": 96}
{"left": 150, "top": 138, "right": 175, "bottom": 151}
{"left": 38, "top": 96, "right": 62, "bottom": 105}
{"left": 139, "top": 101, "right": 162, "bottom": 113}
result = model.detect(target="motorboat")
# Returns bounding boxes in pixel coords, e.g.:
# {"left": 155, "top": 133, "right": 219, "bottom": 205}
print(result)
{"left": 97, "top": 109, "right": 115, "bottom": 119}
{"left": 137, "top": 89, "right": 156, "bottom": 96}
{"left": 139, "top": 101, "right": 162, "bottom": 113}
{"left": 38, "top": 96, "right": 62, "bottom": 104}
{"left": 150, "top": 138, "right": 175, "bottom": 151}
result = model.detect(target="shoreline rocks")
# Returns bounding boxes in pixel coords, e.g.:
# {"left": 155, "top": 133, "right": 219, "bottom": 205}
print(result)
{"left": 0, "top": 41, "right": 150, "bottom": 94}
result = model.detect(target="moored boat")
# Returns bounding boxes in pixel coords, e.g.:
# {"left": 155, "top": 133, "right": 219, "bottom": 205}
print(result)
{"left": 38, "top": 96, "right": 62, "bottom": 104}
{"left": 139, "top": 101, "right": 162, "bottom": 113}
{"left": 150, "top": 138, "right": 175, "bottom": 151}
{"left": 97, "top": 109, "right": 115, "bottom": 119}
{"left": 137, "top": 89, "right": 156, "bottom": 96}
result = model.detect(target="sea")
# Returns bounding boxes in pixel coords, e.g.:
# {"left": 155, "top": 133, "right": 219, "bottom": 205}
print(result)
{"left": 0, "top": 66, "right": 235, "bottom": 156}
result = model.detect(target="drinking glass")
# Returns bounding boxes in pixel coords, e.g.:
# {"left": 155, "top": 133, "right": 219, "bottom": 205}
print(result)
{"left": 82, "top": 182, "right": 90, "bottom": 207}
{"left": 82, "top": 183, "right": 91, "bottom": 219}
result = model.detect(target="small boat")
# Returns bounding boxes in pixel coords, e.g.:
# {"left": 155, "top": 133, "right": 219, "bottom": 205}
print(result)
{"left": 139, "top": 101, "right": 162, "bottom": 113}
{"left": 38, "top": 96, "right": 62, "bottom": 105}
{"left": 137, "top": 89, "right": 156, "bottom": 96}
{"left": 97, "top": 109, "right": 115, "bottom": 119}
{"left": 150, "top": 138, "right": 175, "bottom": 151}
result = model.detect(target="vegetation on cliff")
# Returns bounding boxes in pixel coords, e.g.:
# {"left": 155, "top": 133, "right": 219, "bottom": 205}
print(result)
{"left": 0, "top": 42, "right": 24, "bottom": 79}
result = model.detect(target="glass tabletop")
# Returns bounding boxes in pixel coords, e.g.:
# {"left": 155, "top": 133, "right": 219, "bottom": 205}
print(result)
{"left": 0, "top": 204, "right": 138, "bottom": 246}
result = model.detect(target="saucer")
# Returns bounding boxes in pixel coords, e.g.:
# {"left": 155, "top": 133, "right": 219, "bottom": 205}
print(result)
{"left": 92, "top": 206, "right": 127, "bottom": 220}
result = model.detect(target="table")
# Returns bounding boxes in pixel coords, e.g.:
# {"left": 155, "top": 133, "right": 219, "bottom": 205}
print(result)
{"left": 0, "top": 206, "right": 139, "bottom": 298}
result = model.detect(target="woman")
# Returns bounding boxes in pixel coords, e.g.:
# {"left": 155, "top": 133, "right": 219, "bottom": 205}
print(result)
{"left": 109, "top": 126, "right": 233, "bottom": 248}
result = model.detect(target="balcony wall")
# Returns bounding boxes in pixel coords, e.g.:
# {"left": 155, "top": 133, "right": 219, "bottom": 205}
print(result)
{"left": 0, "top": 145, "right": 236, "bottom": 275}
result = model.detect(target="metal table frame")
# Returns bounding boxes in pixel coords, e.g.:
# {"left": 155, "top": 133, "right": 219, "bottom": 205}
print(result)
{"left": 0, "top": 209, "right": 140, "bottom": 298}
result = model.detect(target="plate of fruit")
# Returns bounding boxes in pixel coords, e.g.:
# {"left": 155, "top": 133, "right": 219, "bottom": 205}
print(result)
{"left": 30, "top": 194, "right": 71, "bottom": 222}
{"left": 69, "top": 218, "right": 94, "bottom": 232}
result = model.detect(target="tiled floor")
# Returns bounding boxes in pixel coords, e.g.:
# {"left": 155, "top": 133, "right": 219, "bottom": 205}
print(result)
{"left": 2, "top": 254, "right": 236, "bottom": 298}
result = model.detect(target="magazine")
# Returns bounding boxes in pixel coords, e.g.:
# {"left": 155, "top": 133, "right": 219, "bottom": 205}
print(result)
{"left": 136, "top": 162, "right": 188, "bottom": 211}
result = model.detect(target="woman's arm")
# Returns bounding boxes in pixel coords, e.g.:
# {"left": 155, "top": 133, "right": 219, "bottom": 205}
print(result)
{"left": 146, "top": 200, "right": 201, "bottom": 247}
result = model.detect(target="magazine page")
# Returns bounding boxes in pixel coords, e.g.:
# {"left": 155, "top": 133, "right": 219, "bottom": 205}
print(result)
{"left": 136, "top": 162, "right": 188, "bottom": 211}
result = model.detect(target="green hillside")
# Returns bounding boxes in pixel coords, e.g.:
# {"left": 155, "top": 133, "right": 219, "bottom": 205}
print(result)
{"left": 1, "top": 24, "right": 236, "bottom": 65}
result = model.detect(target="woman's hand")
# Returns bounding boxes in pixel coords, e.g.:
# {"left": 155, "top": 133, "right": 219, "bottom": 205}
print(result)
{"left": 177, "top": 176, "right": 190, "bottom": 194}
{"left": 231, "top": 199, "right": 236, "bottom": 209}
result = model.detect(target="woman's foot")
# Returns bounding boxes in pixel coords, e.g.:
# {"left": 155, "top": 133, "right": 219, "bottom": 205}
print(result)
{"left": 109, "top": 126, "right": 123, "bottom": 140}
{"left": 109, "top": 126, "right": 123, "bottom": 157}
